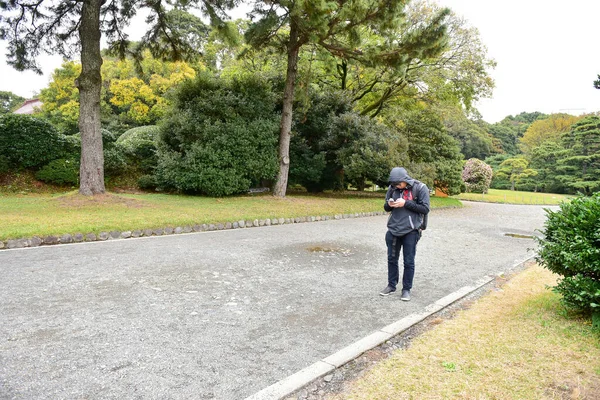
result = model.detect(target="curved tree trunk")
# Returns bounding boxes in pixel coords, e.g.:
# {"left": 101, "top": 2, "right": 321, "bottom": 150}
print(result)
{"left": 273, "top": 20, "right": 301, "bottom": 198}
{"left": 77, "top": 0, "right": 105, "bottom": 196}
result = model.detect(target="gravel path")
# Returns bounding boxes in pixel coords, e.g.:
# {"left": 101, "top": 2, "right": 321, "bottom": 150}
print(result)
{"left": 0, "top": 202, "right": 551, "bottom": 399}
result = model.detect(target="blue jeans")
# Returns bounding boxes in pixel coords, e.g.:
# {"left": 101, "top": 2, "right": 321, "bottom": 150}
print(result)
{"left": 386, "top": 230, "right": 419, "bottom": 291}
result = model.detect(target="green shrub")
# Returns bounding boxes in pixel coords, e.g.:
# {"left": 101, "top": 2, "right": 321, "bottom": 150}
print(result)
{"left": 116, "top": 125, "right": 160, "bottom": 172}
{"left": 36, "top": 159, "right": 79, "bottom": 185}
{"left": 0, "top": 155, "right": 10, "bottom": 174}
{"left": 137, "top": 174, "right": 158, "bottom": 190}
{"left": 153, "top": 74, "right": 279, "bottom": 196}
{"left": 289, "top": 90, "right": 356, "bottom": 192}
{"left": 332, "top": 112, "right": 407, "bottom": 191}
{"left": 400, "top": 110, "right": 464, "bottom": 195}
{"left": 117, "top": 125, "right": 160, "bottom": 146}
{"left": 103, "top": 146, "right": 127, "bottom": 175}
{"left": 289, "top": 137, "right": 327, "bottom": 192}
{"left": 537, "top": 193, "right": 600, "bottom": 317}
{"left": 290, "top": 91, "right": 425, "bottom": 193}
{"left": 101, "top": 128, "right": 120, "bottom": 144}
{"left": 63, "top": 134, "right": 82, "bottom": 159}
{"left": 155, "top": 119, "right": 279, "bottom": 196}
{"left": 0, "top": 114, "right": 71, "bottom": 169}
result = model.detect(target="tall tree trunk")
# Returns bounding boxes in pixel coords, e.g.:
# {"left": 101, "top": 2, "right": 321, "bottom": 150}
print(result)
{"left": 77, "top": 0, "right": 105, "bottom": 196}
{"left": 273, "top": 20, "right": 301, "bottom": 198}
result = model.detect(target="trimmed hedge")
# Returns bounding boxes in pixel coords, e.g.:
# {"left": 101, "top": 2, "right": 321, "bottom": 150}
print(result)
{"left": 116, "top": 125, "right": 160, "bottom": 173}
{"left": 116, "top": 125, "right": 160, "bottom": 148}
{"left": 0, "top": 114, "right": 72, "bottom": 169}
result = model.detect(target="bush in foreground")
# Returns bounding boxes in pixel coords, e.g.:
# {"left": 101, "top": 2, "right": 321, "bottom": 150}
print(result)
{"left": 537, "top": 193, "right": 600, "bottom": 321}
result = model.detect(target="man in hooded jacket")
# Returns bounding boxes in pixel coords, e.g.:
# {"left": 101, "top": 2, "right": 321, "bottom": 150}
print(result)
{"left": 380, "top": 167, "right": 430, "bottom": 301}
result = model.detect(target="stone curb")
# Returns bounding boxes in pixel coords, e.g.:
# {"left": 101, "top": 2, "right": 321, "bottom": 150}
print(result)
{"left": 244, "top": 255, "right": 536, "bottom": 400}
{"left": 0, "top": 211, "right": 387, "bottom": 251}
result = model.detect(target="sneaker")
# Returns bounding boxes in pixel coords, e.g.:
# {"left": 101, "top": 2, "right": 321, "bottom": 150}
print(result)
{"left": 400, "top": 290, "right": 411, "bottom": 301}
{"left": 379, "top": 286, "right": 396, "bottom": 296}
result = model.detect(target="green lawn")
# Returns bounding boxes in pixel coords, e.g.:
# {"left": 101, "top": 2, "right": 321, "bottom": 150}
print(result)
{"left": 0, "top": 191, "right": 461, "bottom": 241}
{"left": 454, "top": 189, "right": 571, "bottom": 205}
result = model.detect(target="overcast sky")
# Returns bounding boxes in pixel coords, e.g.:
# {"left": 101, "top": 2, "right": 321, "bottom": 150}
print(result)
{"left": 1, "top": 0, "right": 599, "bottom": 123}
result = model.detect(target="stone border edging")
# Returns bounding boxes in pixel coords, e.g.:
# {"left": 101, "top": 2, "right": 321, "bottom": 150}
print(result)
{"left": 0, "top": 211, "right": 387, "bottom": 251}
{"left": 244, "top": 255, "right": 536, "bottom": 400}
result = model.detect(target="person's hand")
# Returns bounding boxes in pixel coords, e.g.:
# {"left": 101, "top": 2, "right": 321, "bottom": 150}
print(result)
{"left": 388, "top": 198, "right": 405, "bottom": 208}
{"left": 394, "top": 198, "right": 406, "bottom": 207}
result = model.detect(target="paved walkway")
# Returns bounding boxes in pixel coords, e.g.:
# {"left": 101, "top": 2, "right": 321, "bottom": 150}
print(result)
{"left": 0, "top": 202, "right": 551, "bottom": 399}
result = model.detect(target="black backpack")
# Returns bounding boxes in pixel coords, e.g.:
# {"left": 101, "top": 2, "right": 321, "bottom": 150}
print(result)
{"left": 411, "top": 181, "right": 428, "bottom": 231}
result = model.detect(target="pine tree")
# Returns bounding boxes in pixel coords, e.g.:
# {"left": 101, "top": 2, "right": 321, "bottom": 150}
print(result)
{"left": 556, "top": 116, "right": 600, "bottom": 195}
{"left": 245, "top": 0, "right": 450, "bottom": 197}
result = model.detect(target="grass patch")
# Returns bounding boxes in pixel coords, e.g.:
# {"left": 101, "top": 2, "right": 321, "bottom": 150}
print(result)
{"left": 454, "top": 188, "right": 571, "bottom": 205}
{"left": 330, "top": 265, "right": 600, "bottom": 400}
{"left": 0, "top": 191, "right": 461, "bottom": 240}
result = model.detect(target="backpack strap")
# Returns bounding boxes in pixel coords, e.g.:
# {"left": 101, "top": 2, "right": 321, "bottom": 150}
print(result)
{"left": 411, "top": 181, "right": 421, "bottom": 202}
{"left": 411, "top": 181, "right": 428, "bottom": 231}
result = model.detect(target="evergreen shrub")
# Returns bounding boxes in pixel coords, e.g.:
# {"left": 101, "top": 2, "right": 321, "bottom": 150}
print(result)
{"left": 0, "top": 155, "right": 9, "bottom": 173}
{"left": 116, "top": 125, "right": 160, "bottom": 172}
{"left": 153, "top": 74, "right": 279, "bottom": 196}
{"left": 36, "top": 158, "right": 79, "bottom": 185}
{"left": 137, "top": 174, "right": 158, "bottom": 190}
{"left": 537, "top": 193, "right": 600, "bottom": 321}
{"left": 0, "top": 114, "right": 71, "bottom": 169}
{"left": 103, "top": 146, "right": 127, "bottom": 175}
{"left": 332, "top": 112, "right": 404, "bottom": 191}
{"left": 289, "top": 90, "right": 357, "bottom": 192}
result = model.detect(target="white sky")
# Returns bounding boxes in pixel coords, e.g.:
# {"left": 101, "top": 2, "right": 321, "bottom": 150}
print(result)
{"left": 1, "top": 0, "right": 599, "bottom": 123}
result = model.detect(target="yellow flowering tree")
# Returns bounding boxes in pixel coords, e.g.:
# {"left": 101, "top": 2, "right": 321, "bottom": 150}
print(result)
{"left": 39, "top": 52, "right": 198, "bottom": 133}
{"left": 104, "top": 52, "right": 197, "bottom": 126}
{"left": 39, "top": 62, "right": 82, "bottom": 134}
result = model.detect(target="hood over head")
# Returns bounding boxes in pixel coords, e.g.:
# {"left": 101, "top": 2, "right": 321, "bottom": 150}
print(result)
{"left": 389, "top": 167, "right": 415, "bottom": 186}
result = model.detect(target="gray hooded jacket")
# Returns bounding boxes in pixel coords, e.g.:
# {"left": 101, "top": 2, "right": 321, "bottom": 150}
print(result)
{"left": 384, "top": 167, "right": 430, "bottom": 237}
